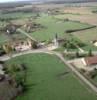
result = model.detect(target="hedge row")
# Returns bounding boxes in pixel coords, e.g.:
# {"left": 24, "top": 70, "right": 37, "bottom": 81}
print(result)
{"left": 65, "top": 26, "right": 96, "bottom": 33}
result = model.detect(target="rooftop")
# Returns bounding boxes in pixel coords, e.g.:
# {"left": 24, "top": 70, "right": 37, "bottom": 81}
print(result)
{"left": 85, "top": 56, "right": 97, "bottom": 66}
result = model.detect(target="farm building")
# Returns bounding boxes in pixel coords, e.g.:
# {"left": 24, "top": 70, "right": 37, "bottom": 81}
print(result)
{"left": 14, "top": 39, "right": 32, "bottom": 52}
{"left": 82, "top": 56, "right": 97, "bottom": 67}
{"left": 69, "top": 56, "right": 97, "bottom": 71}
{"left": 92, "top": 40, "right": 97, "bottom": 47}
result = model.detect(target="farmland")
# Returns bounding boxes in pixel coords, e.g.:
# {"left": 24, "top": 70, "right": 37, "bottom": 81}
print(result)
{"left": 30, "top": 14, "right": 91, "bottom": 41}
{"left": 5, "top": 53, "right": 97, "bottom": 100}
{"left": 0, "top": 6, "right": 97, "bottom": 52}
{"left": 0, "top": 12, "right": 92, "bottom": 42}
{"left": 55, "top": 8, "right": 97, "bottom": 26}
{"left": 73, "top": 28, "right": 97, "bottom": 43}
{"left": 1, "top": 2, "right": 97, "bottom": 100}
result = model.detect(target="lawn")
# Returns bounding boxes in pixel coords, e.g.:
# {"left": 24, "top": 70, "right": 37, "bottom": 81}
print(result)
{"left": 5, "top": 53, "right": 97, "bottom": 100}
{"left": 30, "top": 14, "right": 91, "bottom": 41}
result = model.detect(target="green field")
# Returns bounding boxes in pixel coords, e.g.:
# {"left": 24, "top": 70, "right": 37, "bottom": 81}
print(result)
{"left": 54, "top": 14, "right": 81, "bottom": 19}
{"left": 0, "top": 12, "right": 35, "bottom": 19}
{"left": 5, "top": 53, "right": 97, "bottom": 100}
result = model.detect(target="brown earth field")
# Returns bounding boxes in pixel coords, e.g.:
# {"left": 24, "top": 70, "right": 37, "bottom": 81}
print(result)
{"left": 61, "top": 6, "right": 97, "bottom": 25}
{"left": 65, "top": 14, "right": 97, "bottom": 25}
{"left": 63, "top": 7, "right": 92, "bottom": 14}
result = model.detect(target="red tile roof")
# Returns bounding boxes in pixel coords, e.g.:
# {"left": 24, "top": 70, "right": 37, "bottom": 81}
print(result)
{"left": 85, "top": 56, "right": 97, "bottom": 66}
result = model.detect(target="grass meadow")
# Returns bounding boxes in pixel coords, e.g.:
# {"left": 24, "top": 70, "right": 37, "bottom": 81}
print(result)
{"left": 5, "top": 53, "right": 97, "bottom": 100}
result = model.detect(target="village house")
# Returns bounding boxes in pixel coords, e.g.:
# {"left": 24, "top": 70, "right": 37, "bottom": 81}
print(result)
{"left": 70, "top": 55, "right": 97, "bottom": 71}
{"left": 14, "top": 39, "right": 32, "bottom": 52}
{"left": 82, "top": 56, "right": 97, "bottom": 68}
{"left": 92, "top": 40, "right": 97, "bottom": 47}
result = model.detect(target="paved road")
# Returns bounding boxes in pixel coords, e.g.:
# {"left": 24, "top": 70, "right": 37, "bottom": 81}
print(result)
{"left": 0, "top": 48, "right": 49, "bottom": 61}
{"left": 64, "top": 51, "right": 97, "bottom": 55}
{"left": 1, "top": 48, "right": 97, "bottom": 94}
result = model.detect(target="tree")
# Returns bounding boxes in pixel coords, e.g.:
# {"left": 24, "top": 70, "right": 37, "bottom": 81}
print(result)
{"left": 0, "top": 46, "right": 6, "bottom": 56}
{"left": 3, "top": 43, "right": 13, "bottom": 57}
{"left": 88, "top": 70, "right": 97, "bottom": 79}
{"left": 76, "top": 51, "right": 80, "bottom": 57}
{"left": 88, "top": 49, "right": 93, "bottom": 57}
{"left": 6, "top": 63, "right": 27, "bottom": 90}
{"left": 63, "top": 40, "right": 70, "bottom": 50}
{"left": 63, "top": 40, "right": 76, "bottom": 51}
{"left": 31, "top": 41, "right": 37, "bottom": 49}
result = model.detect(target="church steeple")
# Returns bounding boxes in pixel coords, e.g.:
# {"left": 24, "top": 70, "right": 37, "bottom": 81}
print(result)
{"left": 53, "top": 33, "right": 59, "bottom": 47}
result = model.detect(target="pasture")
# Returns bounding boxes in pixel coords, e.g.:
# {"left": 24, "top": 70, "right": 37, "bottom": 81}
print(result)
{"left": 5, "top": 53, "right": 97, "bottom": 100}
